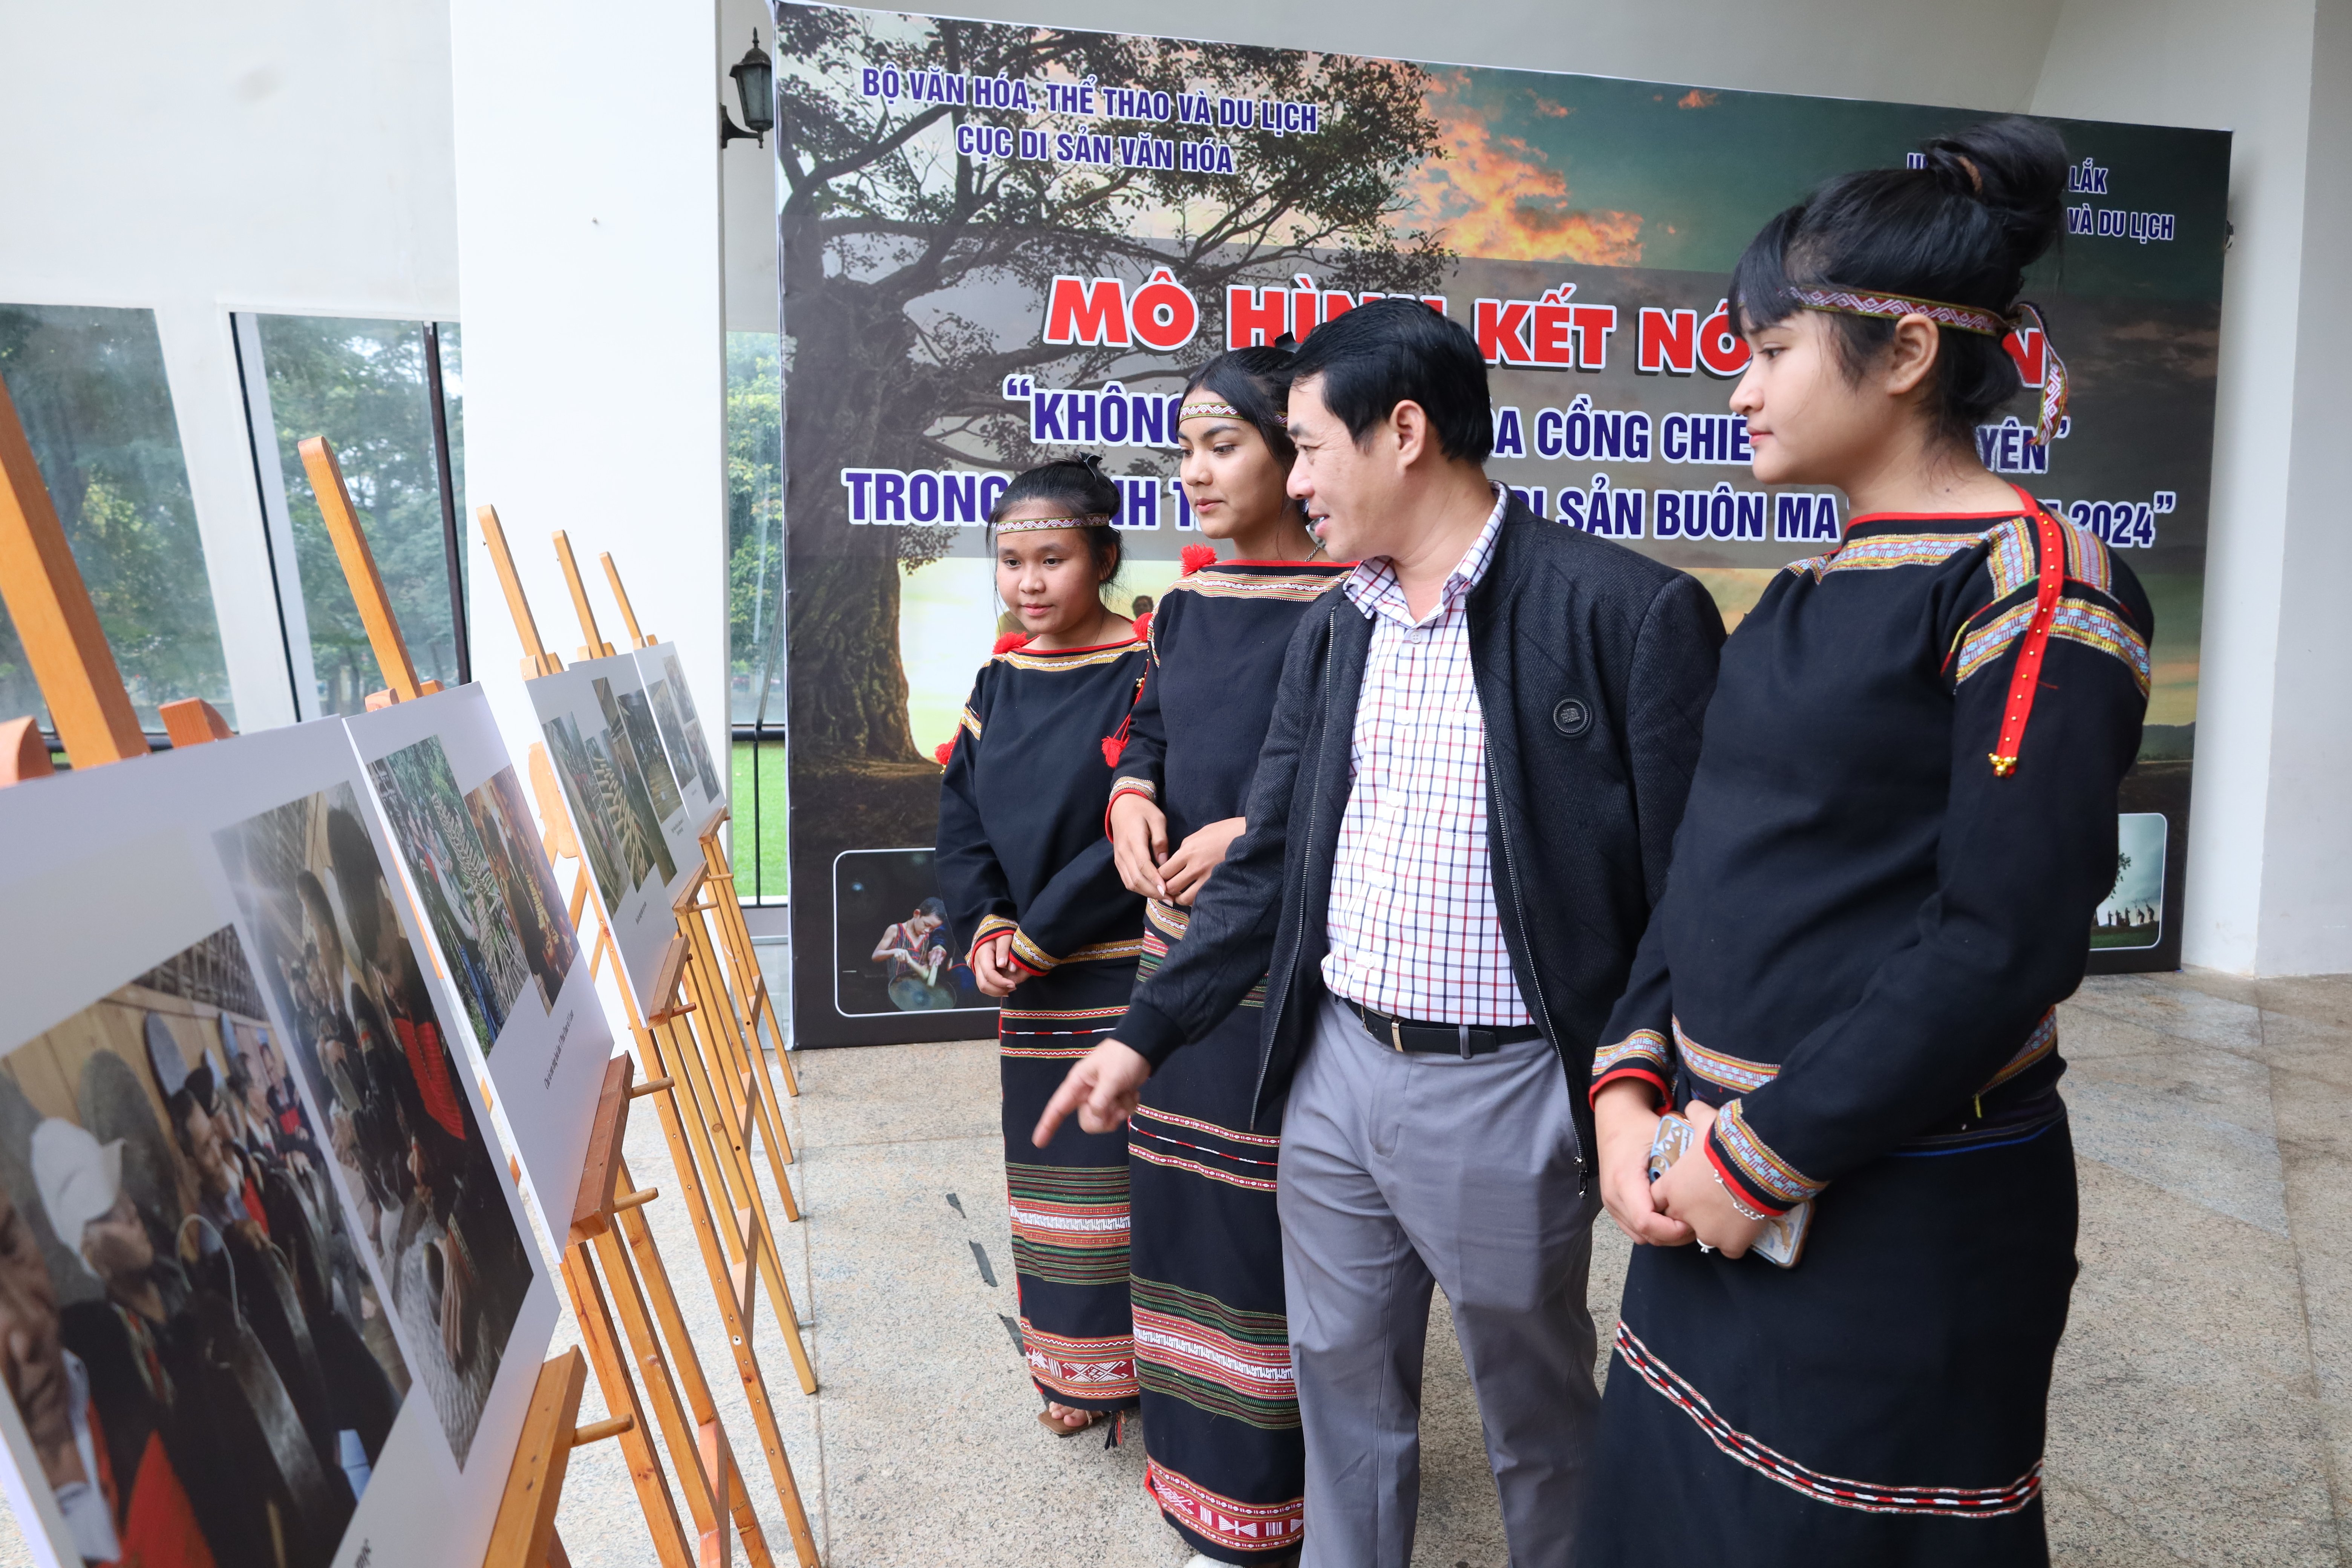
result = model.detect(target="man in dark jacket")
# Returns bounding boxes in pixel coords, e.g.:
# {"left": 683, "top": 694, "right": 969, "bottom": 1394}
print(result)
{"left": 1037, "top": 297, "right": 1722, "bottom": 1567}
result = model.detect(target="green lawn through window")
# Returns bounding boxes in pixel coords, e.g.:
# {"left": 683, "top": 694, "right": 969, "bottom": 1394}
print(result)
{"left": 731, "top": 739, "right": 788, "bottom": 902}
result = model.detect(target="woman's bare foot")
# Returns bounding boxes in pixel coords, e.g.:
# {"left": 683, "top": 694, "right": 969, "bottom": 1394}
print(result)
{"left": 1041, "top": 1402, "right": 1098, "bottom": 1433}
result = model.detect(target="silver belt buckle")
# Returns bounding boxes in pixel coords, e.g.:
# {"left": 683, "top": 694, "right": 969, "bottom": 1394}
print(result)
{"left": 1458, "top": 1024, "right": 1473, "bottom": 1060}
{"left": 1391, "top": 1017, "right": 1405, "bottom": 1052}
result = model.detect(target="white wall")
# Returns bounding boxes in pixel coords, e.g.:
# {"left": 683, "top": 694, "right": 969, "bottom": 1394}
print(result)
{"left": 449, "top": 0, "right": 729, "bottom": 790}
{"left": 0, "top": 0, "right": 460, "bottom": 731}
{"left": 2262, "top": 0, "right": 2352, "bottom": 972}
{"left": 2032, "top": 0, "right": 2345, "bottom": 973}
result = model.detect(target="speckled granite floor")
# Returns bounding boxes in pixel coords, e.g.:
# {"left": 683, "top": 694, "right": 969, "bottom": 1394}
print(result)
{"left": 2, "top": 968, "right": 2345, "bottom": 1565}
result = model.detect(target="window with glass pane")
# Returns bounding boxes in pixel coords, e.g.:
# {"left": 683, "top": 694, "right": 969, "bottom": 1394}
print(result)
{"left": 252, "top": 316, "right": 464, "bottom": 715}
{"left": 0, "top": 304, "right": 233, "bottom": 731}
{"left": 727, "top": 330, "right": 786, "bottom": 900}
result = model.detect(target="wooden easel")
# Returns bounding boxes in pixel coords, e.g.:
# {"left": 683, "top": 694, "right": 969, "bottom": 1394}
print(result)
{"left": 489, "top": 506, "right": 821, "bottom": 1563}
{"left": 531, "top": 756, "right": 820, "bottom": 1565}
{"left": 0, "top": 415, "right": 680, "bottom": 1563}
{"left": 0, "top": 375, "right": 148, "bottom": 769}
{"left": 302, "top": 439, "right": 790, "bottom": 1566}
{"left": 582, "top": 546, "right": 800, "bottom": 1104}
{"left": 551, "top": 537, "right": 801, "bottom": 1162}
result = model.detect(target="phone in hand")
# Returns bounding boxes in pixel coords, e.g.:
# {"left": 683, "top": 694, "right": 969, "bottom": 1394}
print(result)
{"left": 1648, "top": 1111, "right": 1812, "bottom": 1268}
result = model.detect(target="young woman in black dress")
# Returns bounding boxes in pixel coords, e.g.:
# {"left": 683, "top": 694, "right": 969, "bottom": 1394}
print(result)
{"left": 1108, "top": 349, "right": 1343, "bottom": 1564}
{"left": 936, "top": 457, "right": 1148, "bottom": 1435}
{"left": 1584, "top": 119, "right": 2151, "bottom": 1564}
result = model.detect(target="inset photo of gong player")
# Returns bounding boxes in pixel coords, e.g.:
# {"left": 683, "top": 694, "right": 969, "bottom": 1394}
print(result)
{"left": 832, "top": 849, "right": 994, "bottom": 1018}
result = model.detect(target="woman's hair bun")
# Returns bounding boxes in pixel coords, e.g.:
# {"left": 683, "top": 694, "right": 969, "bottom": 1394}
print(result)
{"left": 1076, "top": 452, "right": 1108, "bottom": 476}
{"left": 1918, "top": 117, "right": 2070, "bottom": 274}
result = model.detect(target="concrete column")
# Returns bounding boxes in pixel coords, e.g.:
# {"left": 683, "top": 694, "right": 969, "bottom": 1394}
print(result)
{"left": 449, "top": 0, "right": 729, "bottom": 779}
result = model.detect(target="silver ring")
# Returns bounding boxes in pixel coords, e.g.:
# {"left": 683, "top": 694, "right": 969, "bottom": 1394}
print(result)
{"left": 1697, "top": 1241, "right": 1714, "bottom": 1254}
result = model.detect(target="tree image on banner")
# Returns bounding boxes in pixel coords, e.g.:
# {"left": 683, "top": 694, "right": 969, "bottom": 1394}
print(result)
{"left": 776, "top": 7, "right": 1447, "bottom": 854}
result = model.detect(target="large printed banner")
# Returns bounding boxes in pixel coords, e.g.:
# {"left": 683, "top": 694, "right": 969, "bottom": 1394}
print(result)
{"left": 777, "top": 2, "right": 2227, "bottom": 1046}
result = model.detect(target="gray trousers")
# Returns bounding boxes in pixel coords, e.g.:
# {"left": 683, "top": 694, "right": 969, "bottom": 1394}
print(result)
{"left": 1279, "top": 994, "right": 1600, "bottom": 1568}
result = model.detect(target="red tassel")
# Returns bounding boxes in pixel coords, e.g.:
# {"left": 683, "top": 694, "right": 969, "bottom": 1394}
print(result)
{"left": 992, "top": 631, "right": 1032, "bottom": 655}
{"left": 933, "top": 740, "right": 955, "bottom": 766}
{"left": 1180, "top": 545, "right": 1217, "bottom": 576}
{"left": 1100, "top": 699, "right": 1136, "bottom": 769}
{"left": 1130, "top": 611, "right": 1152, "bottom": 642}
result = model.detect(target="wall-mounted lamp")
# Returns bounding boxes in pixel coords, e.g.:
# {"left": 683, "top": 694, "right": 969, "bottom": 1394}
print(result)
{"left": 720, "top": 28, "right": 775, "bottom": 148}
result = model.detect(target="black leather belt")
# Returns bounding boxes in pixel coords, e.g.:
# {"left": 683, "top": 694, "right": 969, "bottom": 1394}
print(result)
{"left": 1349, "top": 1000, "right": 1542, "bottom": 1058}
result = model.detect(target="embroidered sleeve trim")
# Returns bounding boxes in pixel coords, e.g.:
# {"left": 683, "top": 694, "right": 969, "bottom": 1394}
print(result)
{"left": 960, "top": 705, "right": 983, "bottom": 738}
{"left": 1008, "top": 926, "right": 1060, "bottom": 977}
{"left": 968, "top": 913, "right": 1018, "bottom": 965}
{"left": 1588, "top": 1027, "right": 1672, "bottom": 1105}
{"left": 1672, "top": 1020, "right": 1779, "bottom": 1094}
{"left": 1980, "top": 1009, "right": 2059, "bottom": 1093}
{"left": 1954, "top": 597, "right": 2150, "bottom": 695}
{"left": 1707, "top": 1098, "right": 1823, "bottom": 1213}
{"left": 1612, "top": 1323, "right": 2043, "bottom": 1516}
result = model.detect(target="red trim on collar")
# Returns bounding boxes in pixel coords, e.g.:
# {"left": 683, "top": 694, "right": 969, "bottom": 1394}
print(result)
{"left": 1011, "top": 634, "right": 1140, "bottom": 656}
{"left": 1211, "top": 558, "right": 1355, "bottom": 568}
{"left": 1843, "top": 508, "right": 2027, "bottom": 526}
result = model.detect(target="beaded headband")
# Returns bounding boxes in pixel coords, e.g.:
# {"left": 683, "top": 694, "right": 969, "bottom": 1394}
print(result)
{"left": 994, "top": 513, "right": 1111, "bottom": 534}
{"left": 1178, "top": 399, "right": 1291, "bottom": 430}
{"left": 1790, "top": 286, "right": 2068, "bottom": 448}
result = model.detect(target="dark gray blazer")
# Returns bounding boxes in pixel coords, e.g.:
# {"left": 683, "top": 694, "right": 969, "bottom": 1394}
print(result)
{"left": 1112, "top": 492, "right": 1725, "bottom": 1182}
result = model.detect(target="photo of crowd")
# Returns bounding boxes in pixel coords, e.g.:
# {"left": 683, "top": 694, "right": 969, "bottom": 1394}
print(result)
{"left": 0, "top": 924, "right": 409, "bottom": 1568}
{"left": 366, "top": 737, "right": 579, "bottom": 1052}
{"left": 212, "top": 787, "right": 535, "bottom": 1468}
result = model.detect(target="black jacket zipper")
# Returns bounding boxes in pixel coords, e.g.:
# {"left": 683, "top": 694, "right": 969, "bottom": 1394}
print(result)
{"left": 1253, "top": 612, "right": 1332, "bottom": 1123}
{"left": 1484, "top": 723, "right": 1589, "bottom": 1191}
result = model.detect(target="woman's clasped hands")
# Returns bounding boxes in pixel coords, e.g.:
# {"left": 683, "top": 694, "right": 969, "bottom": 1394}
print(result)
{"left": 1592, "top": 1080, "right": 1770, "bottom": 1259}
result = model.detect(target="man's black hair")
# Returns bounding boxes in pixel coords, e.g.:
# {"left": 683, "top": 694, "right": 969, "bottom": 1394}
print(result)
{"left": 1286, "top": 296, "right": 1493, "bottom": 464}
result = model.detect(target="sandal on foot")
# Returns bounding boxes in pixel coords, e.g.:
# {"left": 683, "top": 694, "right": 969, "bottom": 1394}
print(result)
{"left": 1037, "top": 1405, "right": 1103, "bottom": 1436}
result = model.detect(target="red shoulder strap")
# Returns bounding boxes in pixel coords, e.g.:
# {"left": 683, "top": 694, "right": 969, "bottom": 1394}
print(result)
{"left": 1988, "top": 503, "right": 2066, "bottom": 777}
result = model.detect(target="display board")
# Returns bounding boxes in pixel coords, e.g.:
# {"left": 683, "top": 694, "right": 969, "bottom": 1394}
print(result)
{"left": 0, "top": 721, "right": 555, "bottom": 1568}
{"left": 345, "top": 684, "right": 609, "bottom": 1202}
{"left": 526, "top": 653, "right": 695, "bottom": 1014}
{"left": 776, "top": 3, "right": 2226, "bottom": 1045}
{"left": 631, "top": 642, "right": 728, "bottom": 832}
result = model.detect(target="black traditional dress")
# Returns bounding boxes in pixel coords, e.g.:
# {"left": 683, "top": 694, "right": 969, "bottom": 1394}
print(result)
{"left": 1110, "top": 556, "right": 1348, "bottom": 1561}
{"left": 937, "top": 633, "right": 1150, "bottom": 1413}
{"left": 1583, "top": 497, "right": 2151, "bottom": 1564}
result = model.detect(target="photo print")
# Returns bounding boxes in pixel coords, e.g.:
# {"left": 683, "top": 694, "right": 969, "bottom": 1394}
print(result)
{"left": 657, "top": 650, "right": 724, "bottom": 804}
{"left": 595, "top": 675, "right": 684, "bottom": 834}
{"left": 2093, "top": 813, "right": 2168, "bottom": 951}
{"left": 212, "top": 786, "right": 534, "bottom": 1467}
{"left": 364, "top": 736, "right": 579, "bottom": 1054}
{"left": 833, "top": 849, "right": 992, "bottom": 1018}
{"left": 0, "top": 924, "right": 409, "bottom": 1568}
{"left": 529, "top": 659, "right": 690, "bottom": 1013}
{"left": 539, "top": 712, "right": 634, "bottom": 919}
